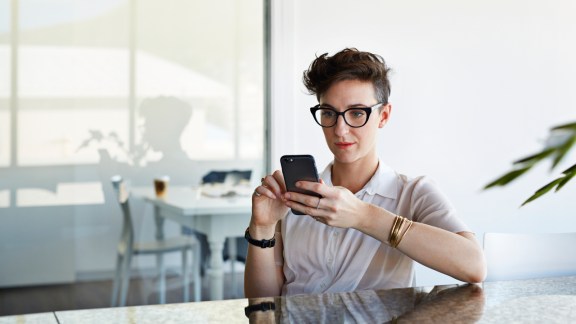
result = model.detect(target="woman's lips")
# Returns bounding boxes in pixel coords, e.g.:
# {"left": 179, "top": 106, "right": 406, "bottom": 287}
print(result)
{"left": 335, "top": 142, "right": 354, "bottom": 149}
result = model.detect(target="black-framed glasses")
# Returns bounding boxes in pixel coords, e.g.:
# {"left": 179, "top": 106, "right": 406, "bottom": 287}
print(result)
{"left": 310, "top": 102, "right": 384, "bottom": 128}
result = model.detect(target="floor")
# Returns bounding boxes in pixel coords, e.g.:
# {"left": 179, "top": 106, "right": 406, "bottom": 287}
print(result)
{"left": 0, "top": 266, "right": 245, "bottom": 317}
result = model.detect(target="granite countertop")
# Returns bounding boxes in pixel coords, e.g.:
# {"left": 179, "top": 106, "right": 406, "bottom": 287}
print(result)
{"left": 0, "top": 312, "right": 59, "bottom": 324}
{"left": 3, "top": 276, "right": 576, "bottom": 323}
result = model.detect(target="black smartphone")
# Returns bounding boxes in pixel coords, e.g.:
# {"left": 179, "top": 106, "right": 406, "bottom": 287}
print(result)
{"left": 280, "top": 155, "right": 322, "bottom": 215}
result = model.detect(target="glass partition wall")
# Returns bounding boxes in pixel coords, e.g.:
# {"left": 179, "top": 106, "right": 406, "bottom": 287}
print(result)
{"left": 0, "top": 0, "right": 265, "bottom": 311}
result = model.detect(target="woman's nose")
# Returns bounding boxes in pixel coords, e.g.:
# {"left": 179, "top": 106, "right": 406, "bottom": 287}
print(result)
{"left": 333, "top": 115, "right": 349, "bottom": 136}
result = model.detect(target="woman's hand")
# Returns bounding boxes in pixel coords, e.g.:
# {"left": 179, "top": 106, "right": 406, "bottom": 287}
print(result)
{"left": 283, "top": 180, "right": 370, "bottom": 229}
{"left": 251, "top": 170, "right": 290, "bottom": 230}
{"left": 246, "top": 172, "right": 288, "bottom": 298}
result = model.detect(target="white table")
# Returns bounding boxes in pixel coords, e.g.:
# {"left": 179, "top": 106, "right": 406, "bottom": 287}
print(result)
{"left": 132, "top": 186, "right": 252, "bottom": 300}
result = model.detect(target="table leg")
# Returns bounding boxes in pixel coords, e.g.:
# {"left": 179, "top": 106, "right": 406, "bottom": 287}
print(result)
{"left": 207, "top": 239, "right": 225, "bottom": 300}
{"left": 154, "top": 206, "right": 166, "bottom": 304}
{"left": 228, "top": 238, "right": 237, "bottom": 297}
{"left": 154, "top": 206, "right": 165, "bottom": 240}
{"left": 153, "top": 210, "right": 251, "bottom": 300}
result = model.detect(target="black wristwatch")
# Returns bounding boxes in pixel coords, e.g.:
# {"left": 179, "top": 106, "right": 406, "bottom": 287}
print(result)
{"left": 244, "top": 227, "right": 276, "bottom": 248}
{"left": 244, "top": 301, "right": 276, "bottom": 317}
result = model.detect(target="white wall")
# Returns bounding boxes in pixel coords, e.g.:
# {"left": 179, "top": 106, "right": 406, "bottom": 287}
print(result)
{"left": 271, "top": 0, "right": 576, "bottom": 286}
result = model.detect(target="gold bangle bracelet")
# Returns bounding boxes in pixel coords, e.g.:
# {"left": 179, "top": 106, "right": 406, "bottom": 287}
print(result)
{"left": 392, "top": 216, "right": 404, "bottom": 247}
{"left": 394, "top": 220, "right": 414, "bottom": 248}
{"left": 391, "top": 217, "right": 405, "bottom": 247}
{"left": 388, "top": 215, "right": 399, "bottom": 246}
{"left": 389, "top": 215, "right": 400, "bottom": 244}
{"left": 389, "top": 215, "right": 408, "bottom": 248}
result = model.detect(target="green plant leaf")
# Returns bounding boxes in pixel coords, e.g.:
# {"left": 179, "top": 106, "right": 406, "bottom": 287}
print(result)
{"left": 513, "top": 148, "right": 555, "bottom": 165}
{"left": 521, "top": 178, "right": 564, "bottom": 206}
{"left": 555, "top": 163, "right": 576, "bottom": 192}
{"left": 555, "top": 173, "right": 575, "bottom": 192}
{"left": 551, "top": 135, "right": 576, "bottom": 169}
{"left": 552, "top": 122, "right": 576, "bottom": 131}
{"left": 562, "top": 163, "right": 576, "bottom": 175}
{"left": 484, "top": 166, "right": 532, "bottom": 189}
{"left": 484, "top": 121, "right": 576, "bottom": 206}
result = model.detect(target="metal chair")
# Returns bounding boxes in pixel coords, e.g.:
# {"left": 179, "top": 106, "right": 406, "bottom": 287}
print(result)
{"left": 483, "top": 232, "right": 576, "bottom": 281}
{"left": 110, "top": 175, "right": 201, "bottom": 306}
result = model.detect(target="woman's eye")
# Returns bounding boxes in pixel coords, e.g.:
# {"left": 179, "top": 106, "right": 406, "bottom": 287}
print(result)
{"left": 321, "top": 110, "right": 336, "bottom": 117}
{"left": 349, "top": 110, "right": 365, "bottom": 118}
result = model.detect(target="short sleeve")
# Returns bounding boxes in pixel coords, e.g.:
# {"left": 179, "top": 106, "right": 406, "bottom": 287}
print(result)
{"left": 397, "top": 176, "right": 471, "bottom": 234}
{"left": 274, "top": 230, "right": 284, "bottom": 266}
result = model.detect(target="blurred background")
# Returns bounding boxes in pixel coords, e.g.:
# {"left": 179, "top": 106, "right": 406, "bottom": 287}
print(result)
{"left": 0, "top": 0, "right": 264, "bottom": 314}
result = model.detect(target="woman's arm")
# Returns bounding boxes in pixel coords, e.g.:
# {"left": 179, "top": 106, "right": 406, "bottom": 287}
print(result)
{"left": 244, "top": 171, "right": 290, "bottom": 298}
{"left": 284, "top": 181, "right": 486, "bottom": 283}
{"left": 358, "top": 204, "right": 486, "bottom": 283}
{"left": 244, "top": 222, "right": 285, "bottom": 298}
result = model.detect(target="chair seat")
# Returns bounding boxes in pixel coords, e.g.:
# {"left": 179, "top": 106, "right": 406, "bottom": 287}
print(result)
{"left": 133, "top": 236, "right": 197, "bottom": 255}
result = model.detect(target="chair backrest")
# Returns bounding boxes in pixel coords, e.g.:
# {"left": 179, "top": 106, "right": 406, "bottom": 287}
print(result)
{"left": 201, "top": 170, "right": 252, "bottom": 185}
{"left": 111, "top": 175, "right": 134, "bottom": 253}
{"left": 483, "top": 232, "right": 576, "bottom": 281}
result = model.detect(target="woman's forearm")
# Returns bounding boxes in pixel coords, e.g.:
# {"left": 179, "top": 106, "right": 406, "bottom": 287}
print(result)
{"left": 357, "top": 204, "right": 486, "bottom": 283}
{"left": 244, "top": 225, "right": 285, "bottom": 298}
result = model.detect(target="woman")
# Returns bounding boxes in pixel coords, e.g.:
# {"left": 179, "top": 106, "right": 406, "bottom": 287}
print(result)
{"left": 244, "top": 48, "right": 486, "bottom": 298}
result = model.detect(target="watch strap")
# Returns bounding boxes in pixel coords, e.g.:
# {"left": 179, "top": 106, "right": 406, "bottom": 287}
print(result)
{"left": 244, "top": 301, "right": 276, "bottom": 317}
{"left": 245, "top": 227, "right": 276, "bottom": 248}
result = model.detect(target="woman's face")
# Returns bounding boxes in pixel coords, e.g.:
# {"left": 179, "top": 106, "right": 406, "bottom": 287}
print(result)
{"left": 319, "top": 79, "right": 390, "bottom": 165}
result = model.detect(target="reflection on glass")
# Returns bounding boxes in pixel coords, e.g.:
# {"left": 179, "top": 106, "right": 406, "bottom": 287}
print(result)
{"left": 19, "top": 0, "right": 125, "bottom": 30}
{"left": 134, "top": 0, "right": 264, "bottom": 160}
{"left": 18, "top": 102, "right": 129, "bottom": 166}
{"left": 13, "top": 0, "right": 263, "bottom": 166}
{"left": 17, "top": 182, "right": 103, "bottom": 207}
{"left": 0, "top": 0, "right": 10, "bottom": 168}
{"left": 0, "top": 109, "right": 9, "bottom": 167}
{"left": 0, "top": 190, "right": 8, "bottom": 208}
{"left": 245, "top": 284, "right": 485, "bottom": 323}
{"left": 0, "top": 0, "right": 265, "bottom": 293}
{"left": 17, "top": 0, "right": 130, "bottom": 166}
{"left": 3, "top": 0, "right": 263, "bottom": 206}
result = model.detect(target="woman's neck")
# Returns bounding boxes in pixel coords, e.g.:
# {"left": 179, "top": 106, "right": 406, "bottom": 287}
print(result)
{"left": 331, "top": 155, "right": 379, "bottom": 194}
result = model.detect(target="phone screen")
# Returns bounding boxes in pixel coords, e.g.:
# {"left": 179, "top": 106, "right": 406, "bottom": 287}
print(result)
{"left": 280, "top": 155, "right": 321, "bottom": 215}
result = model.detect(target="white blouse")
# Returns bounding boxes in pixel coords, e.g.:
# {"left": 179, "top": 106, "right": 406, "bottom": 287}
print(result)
{"left": 279, "top": 161, "right": 470, "bottom": 296}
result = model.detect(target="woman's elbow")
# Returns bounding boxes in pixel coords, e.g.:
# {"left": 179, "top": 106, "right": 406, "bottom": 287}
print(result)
{"left": 465, "top": 269, "right": 486, "bottom": 284}
{"left": 461, "top": 255, "right": 487, "bottom": 283}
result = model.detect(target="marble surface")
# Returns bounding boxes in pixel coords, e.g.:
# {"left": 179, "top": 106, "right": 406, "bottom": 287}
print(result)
{"left": 4, "top": 276, "right": 576, "bottom": 323}
{"left": 246, "top": 276, "right": 576, "bottom": 323}
{"left": 0, "top": 312, "right": 58, "bottom": 324}
{"left": 55, "top": 299, "right": 248, "bottom": 324}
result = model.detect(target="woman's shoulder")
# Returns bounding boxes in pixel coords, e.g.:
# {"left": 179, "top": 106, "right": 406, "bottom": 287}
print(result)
{"left": 395, "top": 173, "right": 446, "bottom": 198}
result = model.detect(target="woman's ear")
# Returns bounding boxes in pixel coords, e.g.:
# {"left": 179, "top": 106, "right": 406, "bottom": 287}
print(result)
{"left": 378, "top": 104, "right": 392, "bottom": 128}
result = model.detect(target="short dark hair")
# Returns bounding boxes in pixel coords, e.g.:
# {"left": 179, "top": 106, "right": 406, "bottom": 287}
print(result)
{"left": 303, "top": 48, "right": 391, "bottom": 104}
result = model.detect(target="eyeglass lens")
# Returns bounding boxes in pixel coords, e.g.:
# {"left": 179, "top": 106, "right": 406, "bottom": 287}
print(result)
{"left": 313, "top": 108, "right": 369, "bottom": 127}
